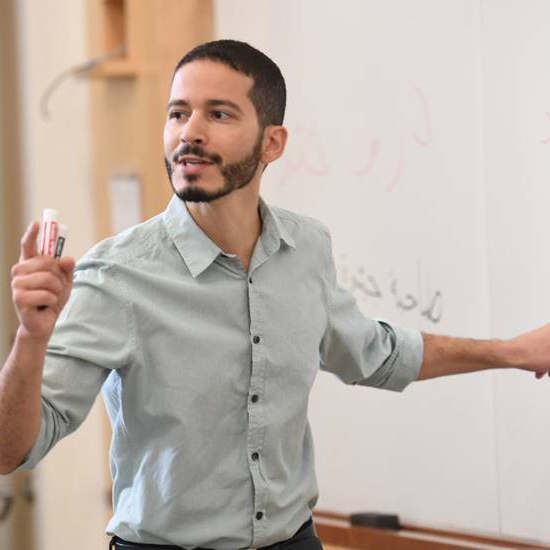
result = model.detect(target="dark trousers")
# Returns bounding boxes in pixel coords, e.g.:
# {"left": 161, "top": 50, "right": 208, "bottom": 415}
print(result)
{"left": 109, "top": 518, "right": 323, "bottom": 550}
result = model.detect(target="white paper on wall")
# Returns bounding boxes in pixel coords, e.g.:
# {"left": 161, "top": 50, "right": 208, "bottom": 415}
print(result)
{"left": 109, "top": 173, "right": 142, "bottom": 234}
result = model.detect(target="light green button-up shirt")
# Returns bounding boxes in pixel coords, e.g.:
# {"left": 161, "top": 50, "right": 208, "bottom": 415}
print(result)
{"left": 18, "top": 195, "right": 423, "bottom": 548}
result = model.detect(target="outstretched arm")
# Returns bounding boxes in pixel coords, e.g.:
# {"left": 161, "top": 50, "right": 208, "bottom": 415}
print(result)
{"left": 418, "top": 324, "right": 550, "bottom": 380}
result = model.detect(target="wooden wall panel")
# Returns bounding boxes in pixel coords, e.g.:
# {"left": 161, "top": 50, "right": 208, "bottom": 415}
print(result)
{"left": 88, "top": 0, "right": 214, "bottom": 240}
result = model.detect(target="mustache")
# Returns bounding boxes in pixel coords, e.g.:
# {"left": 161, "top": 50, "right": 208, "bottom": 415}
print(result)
{"left": 173, "top": 144, "right": 222, "bottom": 165}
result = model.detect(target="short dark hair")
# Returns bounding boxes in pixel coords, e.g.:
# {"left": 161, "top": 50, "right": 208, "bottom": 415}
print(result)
{"left": 173, "top": 39, "right": 286, "bottom": 130}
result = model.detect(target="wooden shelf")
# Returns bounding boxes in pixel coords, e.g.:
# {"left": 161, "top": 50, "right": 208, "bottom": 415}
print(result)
{"left": 87, "top": 58, "right": 138, "bottom": 78}
{"left": 313, "top": 510, "right": 550, "bottom": 550}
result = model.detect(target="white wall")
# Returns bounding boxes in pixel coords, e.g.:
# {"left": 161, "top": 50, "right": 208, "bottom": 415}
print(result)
{"left": 15, "top": 1, "right": 110, "bottom": 548}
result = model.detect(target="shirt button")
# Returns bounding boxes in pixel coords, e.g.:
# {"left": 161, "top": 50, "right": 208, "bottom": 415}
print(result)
{"left": 249, "top": 277, "right": 253, "bottom": 284}
{"left": 251, "top": 452, "right": 259, "bottom": 461}
{"left": 253, "top": 335, "right": 260, "bottom": 344}
{"left": 251, "top": 394, "right": 259, "bottom": 403}
{"left": 256, "top": 511, "right": 263, "bottom": 520}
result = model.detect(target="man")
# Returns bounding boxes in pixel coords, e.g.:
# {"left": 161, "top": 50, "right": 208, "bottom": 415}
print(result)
{"left": 1, "top": 40, "right": 549, "bottom": 550}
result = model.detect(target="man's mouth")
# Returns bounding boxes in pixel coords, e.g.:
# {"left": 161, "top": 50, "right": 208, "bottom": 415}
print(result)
{"left": 181, "top": 158, "right": 214, "bottom": 167}
{"left": 177, "top": 156, "right": 215, "bottom": 175}
{"left": 176, "top": 153, "right": 216, "bottom": 166}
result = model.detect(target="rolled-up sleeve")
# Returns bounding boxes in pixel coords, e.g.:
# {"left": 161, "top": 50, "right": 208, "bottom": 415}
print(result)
{"left": 14, "top": 258, "right": 132, "bottom": 471}
{"left": 319, "top": 233, "right": 424, "bottom": 392}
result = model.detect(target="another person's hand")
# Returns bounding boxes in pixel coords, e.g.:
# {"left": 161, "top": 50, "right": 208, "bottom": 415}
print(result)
{"left": 11, "top": 221, "right": 75, "bottom": 341}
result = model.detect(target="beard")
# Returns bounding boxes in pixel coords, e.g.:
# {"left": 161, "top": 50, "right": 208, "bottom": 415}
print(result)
{"left": 165, "top": 132, "right": 264, "bottom": 203}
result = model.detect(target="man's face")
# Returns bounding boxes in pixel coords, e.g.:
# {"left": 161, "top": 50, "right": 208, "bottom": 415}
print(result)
{"left": 163, "top": 60, "right": 265, "bottom": 203}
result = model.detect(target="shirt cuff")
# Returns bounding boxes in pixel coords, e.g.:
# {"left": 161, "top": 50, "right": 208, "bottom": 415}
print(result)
{"left": 382, "top": 323, "right": 424, "bottom": 391}
{"left": 359, "top": 322, "right": 424, "bottom": 392}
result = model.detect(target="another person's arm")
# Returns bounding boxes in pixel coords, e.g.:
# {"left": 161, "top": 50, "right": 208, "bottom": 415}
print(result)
{"left": 0, "top": 222, "right": 74, "bottom": 474}
{"left": 418, "top": 326, "right": 550, "bottom": 381}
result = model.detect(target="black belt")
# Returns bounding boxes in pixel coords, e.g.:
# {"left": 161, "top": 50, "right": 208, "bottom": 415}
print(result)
{"left": 109, "top": 517, "right": 315, "bottom": 550}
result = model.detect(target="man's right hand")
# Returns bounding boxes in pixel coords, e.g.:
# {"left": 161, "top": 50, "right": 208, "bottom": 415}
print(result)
{"left": 11, "top": 221, "right": 75, "bottom": 342}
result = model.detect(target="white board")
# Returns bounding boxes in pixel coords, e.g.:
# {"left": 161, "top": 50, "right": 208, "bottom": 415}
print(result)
{"left": 215, "top": 0, "right": 550, "bottom": 542}
{"left": 481, "top": 0, "right": 550, "bottom": 542}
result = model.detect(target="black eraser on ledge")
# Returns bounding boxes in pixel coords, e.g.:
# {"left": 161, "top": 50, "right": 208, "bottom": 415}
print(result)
{"left": 350, "top": 512, "right": 401, "bottom": 530}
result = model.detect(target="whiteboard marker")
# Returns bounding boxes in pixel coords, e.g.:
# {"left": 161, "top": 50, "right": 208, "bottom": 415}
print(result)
{"left": 40, "top": 209, "right": 58, "bottom": 256}
{"left": 38, "top": 212, "right": 67, "bottom": 310}
{"left": 54, "top": 224, "right": 67, "bottom": 259}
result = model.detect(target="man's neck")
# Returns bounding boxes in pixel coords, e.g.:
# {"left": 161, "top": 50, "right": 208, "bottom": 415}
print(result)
{"left": 184, "top": 186, "right": 263, "bottom": 271}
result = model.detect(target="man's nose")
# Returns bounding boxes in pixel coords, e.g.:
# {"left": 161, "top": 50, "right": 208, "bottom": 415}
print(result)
{"left": 180, "top": 112, "right": 207, "bottom": 145}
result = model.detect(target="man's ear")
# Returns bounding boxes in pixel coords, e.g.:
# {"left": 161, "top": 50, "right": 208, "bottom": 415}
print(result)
{"left": 261, "top": 126, "right": 288, "bottom": 165}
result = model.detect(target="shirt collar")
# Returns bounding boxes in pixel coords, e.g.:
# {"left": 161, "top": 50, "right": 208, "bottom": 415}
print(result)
{"left": 163, "top": 195, "right": 296, "bottom": 278}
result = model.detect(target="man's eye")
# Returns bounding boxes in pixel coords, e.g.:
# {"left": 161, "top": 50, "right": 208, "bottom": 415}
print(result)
{"left": 212, "top": 111, "right": 231, "bottom": 121}
{"left": 169, "top": 111, "right": 185, "bottom": 120}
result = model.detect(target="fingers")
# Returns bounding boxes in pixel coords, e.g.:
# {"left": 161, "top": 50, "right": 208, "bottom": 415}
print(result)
{"left": 19, "top": 221, "right": 40, "bottom": 261}
{"left": 13, "top": 255, "right": 75, "bottom": 283}
{"left": 12, "top": 271, "right": 63, "bottom": 296}
{"left": 13, "top": 288, "right": 59, "bottom": 309}
{"left": 58, "top": 256, "right": 75, "bottom": 278}
{"left": 12, "top": 220, "right": 73, "bottom": 338}
{"left": 11, "top": 256, "right": 74, "bottom": 314}
{"left": 12, "top": 256, "right": 65, "bottom": 280}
